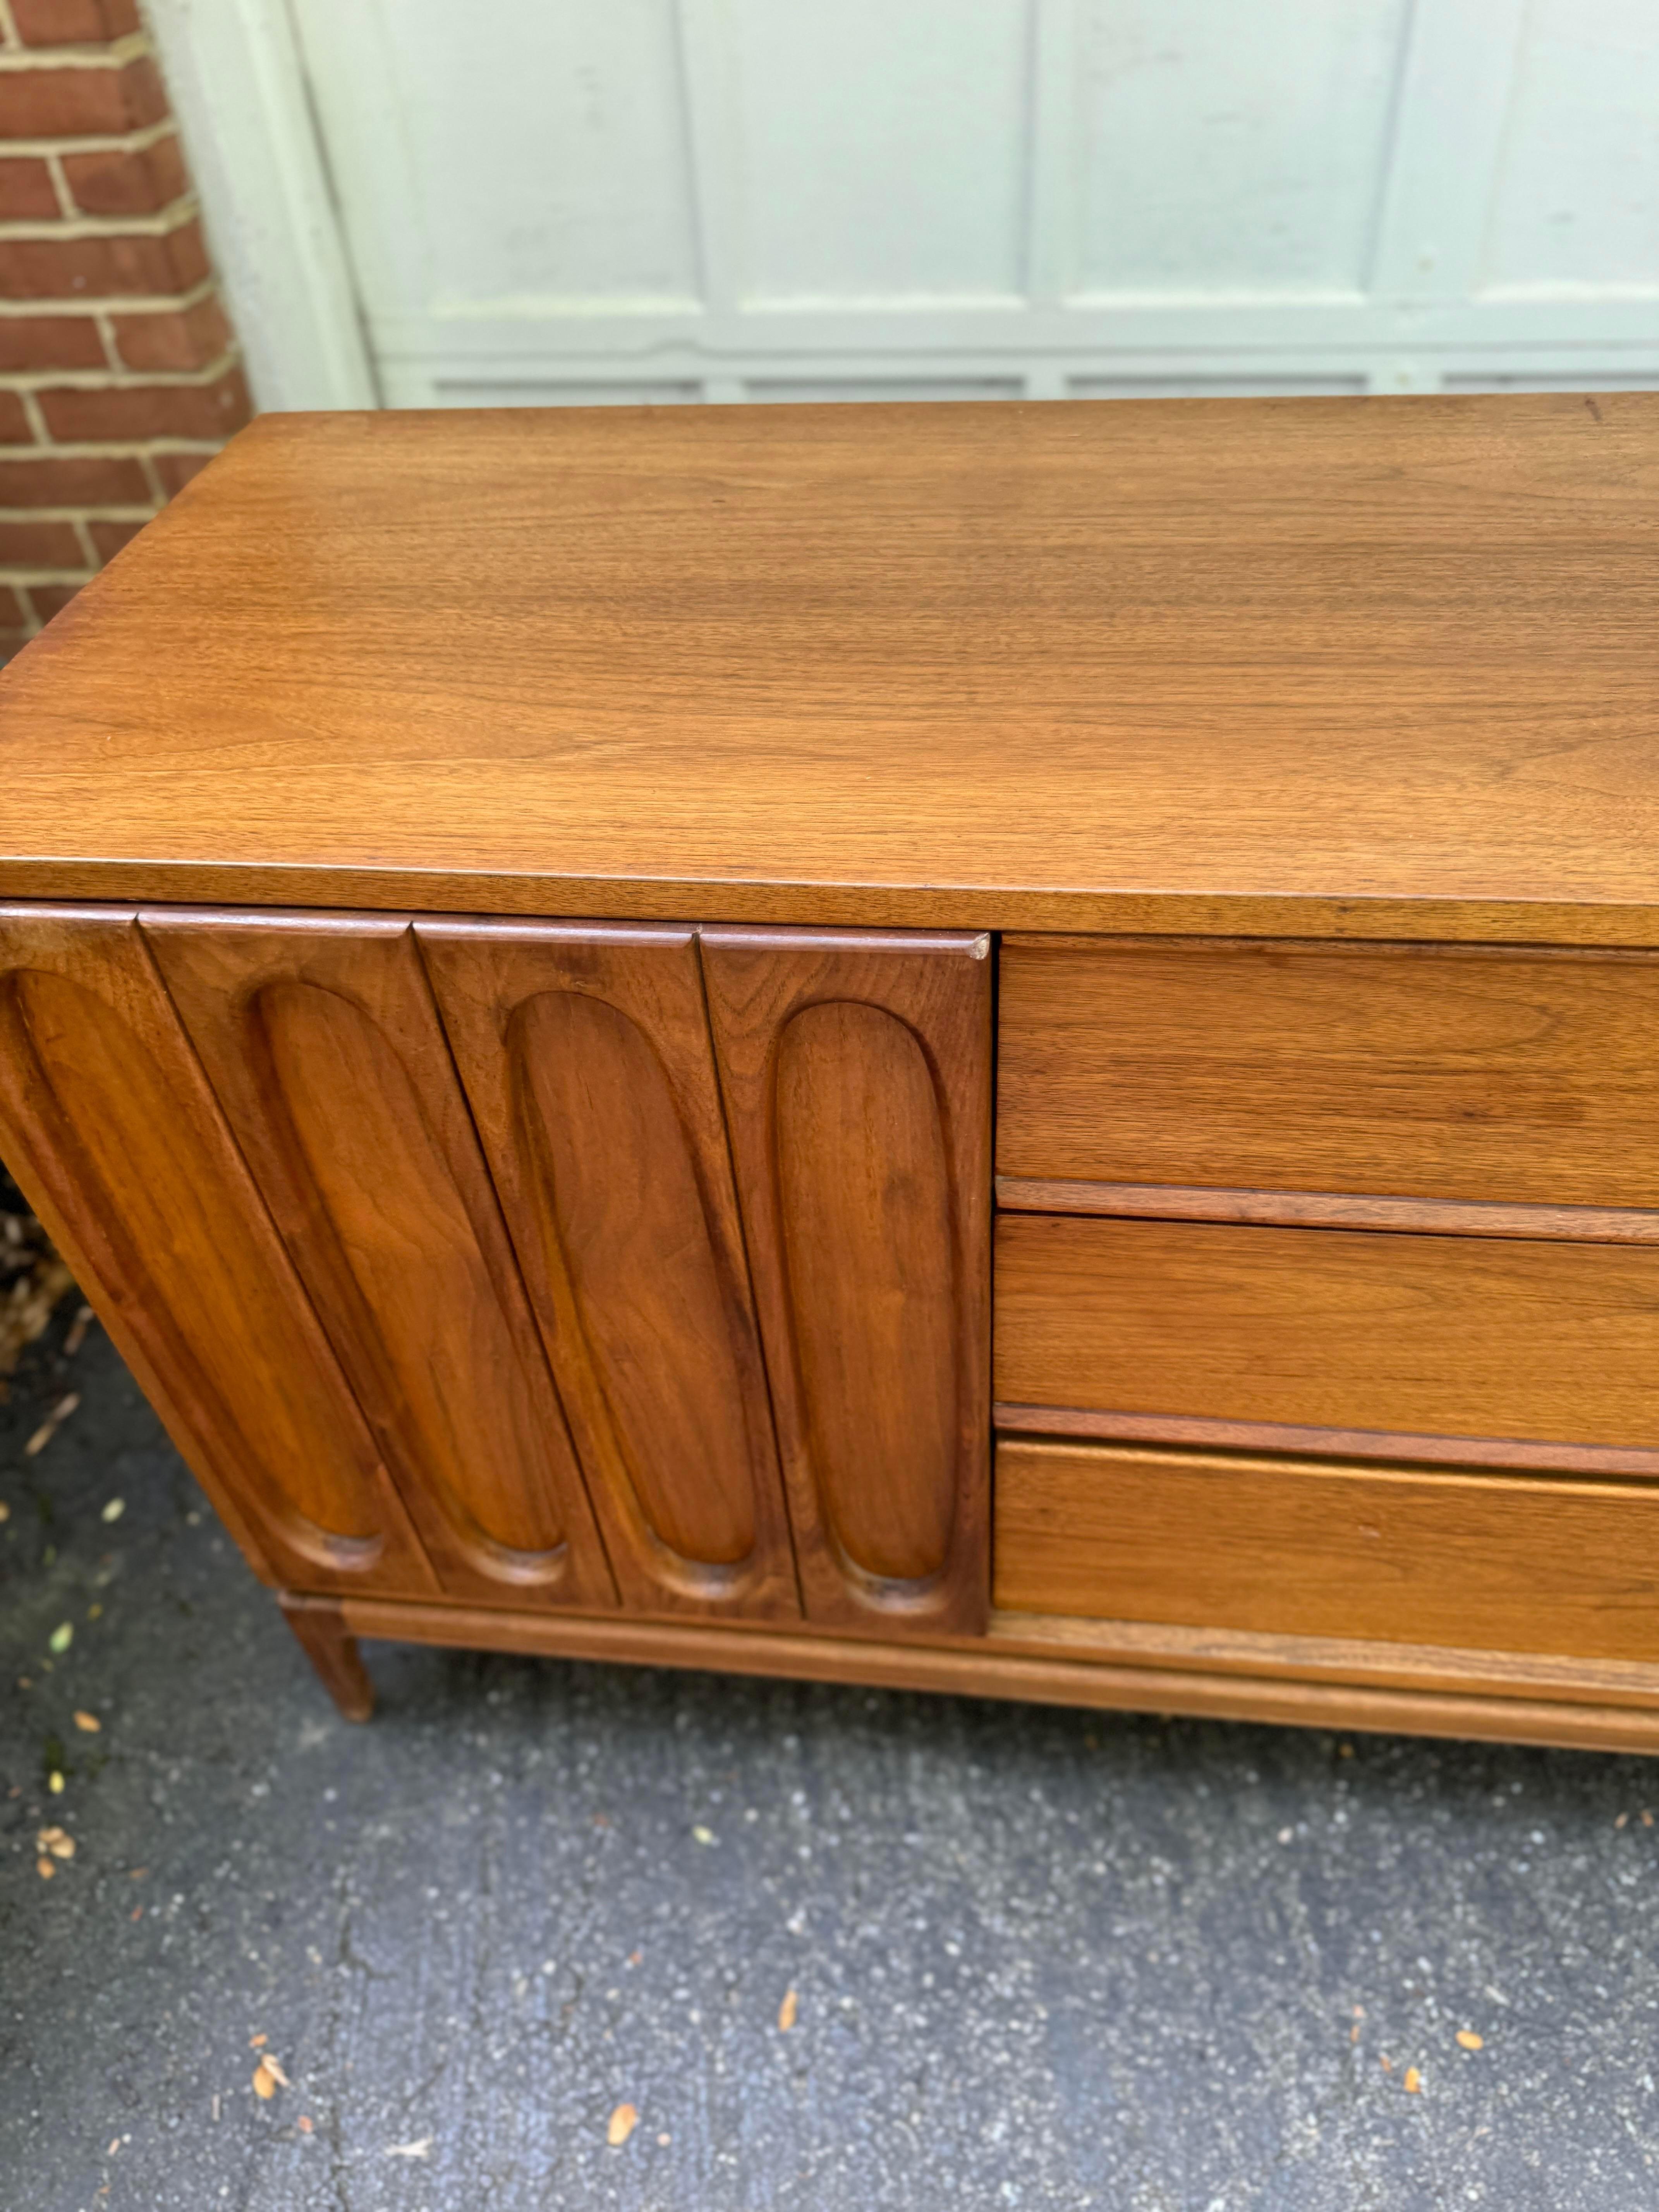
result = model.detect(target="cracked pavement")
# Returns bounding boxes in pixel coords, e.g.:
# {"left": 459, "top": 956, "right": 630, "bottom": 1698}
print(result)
{"left": 5, "top": 1304, "right": 1659, "bottom": 2209}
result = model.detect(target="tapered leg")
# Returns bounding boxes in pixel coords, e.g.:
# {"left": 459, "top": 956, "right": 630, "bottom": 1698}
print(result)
{"left": 278, "top": 1594, "right": 376, "bottom": 1721}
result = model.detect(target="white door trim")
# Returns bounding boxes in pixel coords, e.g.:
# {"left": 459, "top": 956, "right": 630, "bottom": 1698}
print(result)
{"left": 144, "top": 0, "right": 376, "bottom": 411}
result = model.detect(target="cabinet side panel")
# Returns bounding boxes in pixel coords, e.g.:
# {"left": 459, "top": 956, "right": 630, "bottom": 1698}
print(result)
{"left": 702, "top": 927, "right": 993, "bottom": 1635}
{"left": 144, "top": 911, "right": 616, "bottom": 1610}
{"left": 0, "top": 904, "right": 434, "bottom": 1595}
{"left": 417, "top": 918, "right": 799, "bottom": 1621}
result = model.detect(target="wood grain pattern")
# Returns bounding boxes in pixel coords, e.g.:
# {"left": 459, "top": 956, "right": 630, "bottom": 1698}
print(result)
{"left": 5, "top": 397, "right": 1659, "bottom": 946}
{"left": 143, "top": 909, "right": 617, "bottom": 1609}
{"left": 999, "top": 937, "right": 1659, "bottom": 1207}
{"left": 416, "top": 918, "right": 798, "bottom": 1619}
{"left": 995, "top": 1177, "right": 1659, "bottom": 1246}
{"left": 995, "top": 1437, "right": 1659, "bottom": 1663}
{"left": 323, "top": 1593, "right": 1659, "bottom": 1756}
{"left": 0, "top": 903, "right": 434, "bottom": 1595}
{"left": 702, "top": 927, "right": 992, "bottom": 1632}
{"left": 996, "top": 1213, "right": 1659, "bottom": 1470}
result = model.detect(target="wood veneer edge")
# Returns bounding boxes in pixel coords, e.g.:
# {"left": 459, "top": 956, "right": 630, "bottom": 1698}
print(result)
{"left": 9, "top": 862, "right": 1659, "bottom": 948}
{"left": 994, "top": 1178, "right": 1659, "bottom": 1245}
{"left": 991, "top": 1405, "right": 1659, "bottom": 1479}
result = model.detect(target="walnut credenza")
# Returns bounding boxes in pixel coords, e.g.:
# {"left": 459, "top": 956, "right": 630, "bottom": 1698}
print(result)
{"left": 5, "top": 393, "right": 1659, "bottom": 1752}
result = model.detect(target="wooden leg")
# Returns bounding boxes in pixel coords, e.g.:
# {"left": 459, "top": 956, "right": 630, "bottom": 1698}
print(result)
{"left": 278, "top": 1594, "right": 376, "bottom": 1721}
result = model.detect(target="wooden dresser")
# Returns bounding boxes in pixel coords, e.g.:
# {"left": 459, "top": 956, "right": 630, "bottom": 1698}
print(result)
{"left": 3, "top": 393, "right": 1659, "bottom": 1753}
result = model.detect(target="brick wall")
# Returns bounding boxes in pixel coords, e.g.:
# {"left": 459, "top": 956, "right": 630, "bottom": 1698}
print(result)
{"left": 0, "top": 0, "right": 249, "bottom": 660}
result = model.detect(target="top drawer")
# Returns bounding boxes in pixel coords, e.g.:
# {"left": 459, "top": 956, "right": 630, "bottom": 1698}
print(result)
{"left": 997, "top": 937, "right": 1659, "bottom": 1218}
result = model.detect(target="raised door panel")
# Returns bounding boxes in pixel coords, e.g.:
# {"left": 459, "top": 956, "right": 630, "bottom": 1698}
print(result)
{"left": 701, "top": 928, "right": 992, "bottom": 1635}
{"left": 143, "top": 910, "right": 616, "bottom": 1610}
{"left": 0, "top": 903, "right": 433, "bottom": 1596}
{"left": 417, "top": 919, "right": 798, "bottom": 1620}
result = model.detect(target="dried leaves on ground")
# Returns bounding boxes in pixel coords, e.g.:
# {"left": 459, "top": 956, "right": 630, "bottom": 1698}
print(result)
{"left": 1, "top": 1200, "right": 75, "bottom": 1396}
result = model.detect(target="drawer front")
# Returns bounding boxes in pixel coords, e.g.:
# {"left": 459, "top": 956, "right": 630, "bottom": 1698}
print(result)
{"left": 995, "top": 1438, "right": 1659, "bottom": 1664}
{"left": 995, "top": 1213, "right": 1659, "bottom": 1471}
{"left": 998, "top": 937, "right": 1659, "bottom": 1218}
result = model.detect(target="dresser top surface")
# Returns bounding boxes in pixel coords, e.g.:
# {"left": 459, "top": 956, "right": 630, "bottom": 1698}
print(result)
{"left": 3, "top": 392, "right": 1657, "bottom": 940}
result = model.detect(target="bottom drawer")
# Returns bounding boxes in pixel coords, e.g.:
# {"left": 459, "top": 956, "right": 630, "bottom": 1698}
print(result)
{"left": 994, "top": 1438, "right": 1659, "bottom": 1663}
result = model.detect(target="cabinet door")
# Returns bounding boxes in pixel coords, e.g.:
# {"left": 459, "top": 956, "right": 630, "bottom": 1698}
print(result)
{"left": 417, "top": 919, "right": 799, "bottom": 1620}
{"left": 144, "top": 910, "right": 617, "bottom": 1609}
{"left": 701, "top": 928, "right": 993, "bottom": 1634}
{"left": 0, "top": 904, "right": 433, "bottom": 1596}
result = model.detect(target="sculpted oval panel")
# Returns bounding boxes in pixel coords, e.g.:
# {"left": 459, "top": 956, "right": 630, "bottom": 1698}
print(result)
{"left": 7, "top": 969, "right": 383, "bottom": 1542}
{"left": 512, "top": 989, "right": 757, "bottom": 1567}
{"left": 254, "top": 979, "right": 568, "bottom": 1557}
{"left": 774, "top": 1001, "right": 958, "bottom": 1585}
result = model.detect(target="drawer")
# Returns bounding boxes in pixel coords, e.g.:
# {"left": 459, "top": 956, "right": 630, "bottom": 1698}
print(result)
{"left": 994, "top": 1437, "right": 1659, "bottom": 1664}
{"left": 994, "top": 1213, "right": 1659, "bottom": 1472}
{"left": 997, "top": 937, "right": 1659, "bottom": 1223}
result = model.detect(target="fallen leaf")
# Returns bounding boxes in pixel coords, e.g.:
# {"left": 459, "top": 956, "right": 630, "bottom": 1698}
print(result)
{"left": 384, "top": 2138, "right": 433, "bottom": 2159}
{"left": 108, "top": 2138, "right": 120, "bottom": 2157}
{"left": 74, "top": 1711, "right": 100, "bottom": 1734}
{"left": 25, "top": 1393, "right": 79, "bottom": 1457}
{"left": 64, "top": 1306, "right": 94, "bottom": 1357}
{"left": 657, "top": 2131, "right": 672, "bottom": 2146}
{"left": 0, "top": 1501, "right": 9, "bottom": 1523}
{"left": 36, "top": 1855, "right": 54, "bottom": 1880}
{"left": 129, "top": 1907, "right": 141, "bottom": 1921}
{"left": 48, "top": 1771, "right": 64, "bottom": 1795}
{"left": 298, "top": 2116, "right": 313, "bottom": 2135}
{"left": 37, "top": 1826, "right": 74, "bottom": 1859}
{"left": 47, "top": 1622, "right": 72, "bottom": 1654}
{"left": 249, "top": 2033, "right": 266, "bottom": 2048}
{"left": 608, "top": 2102, "right": 639, "bottom": 2146}
{"left": 1644, "top": 1810, "right": 1654, "bottom": 1829}
{"left": 1616, "top": 1812, "right": 1630, "bottom": 1829}
{"left": 691, "top": 1825, "right": 715, "bottom": 1846}
{"left": 1349, "top": 2024, "right": 1360, "bottom": 2044}
{"left": 263, "top": 2056, "right": 290, "bottom": 2089}
{"left": 1379, "top": 2056, "right": 1392, "bottom": 2071}
{"left": 1404, "top": 2067, "right": 1423, "bottom": 2094}
{"left": 778, "top": 1987, "right": 799, "bottom": 2032}
{"left": 252, "top": 2063, "right": 277, "bottom": 2100}
{"left": 101, "top": 1499, "right": 124, "bottom": 1523}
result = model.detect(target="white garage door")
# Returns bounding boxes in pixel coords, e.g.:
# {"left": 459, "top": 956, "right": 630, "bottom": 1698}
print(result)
{"left": 154, "top": 0, "right": 1659, "bottom": 409}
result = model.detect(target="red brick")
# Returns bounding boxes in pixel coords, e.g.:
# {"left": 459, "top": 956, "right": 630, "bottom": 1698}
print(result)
{"left": 25, "top": 580, "right": 84, "bottom": 625}
{"left": 0, "top": 586, "right": 27, "bottom": 629}
{"left": 0, "top": 218, "right": 210, "bottom": 299}
{"left": 0, "top": 450, "right": 150, "bottom": 505}
{"left": 39, "top": 364, "right": 250, "bottom": 442}
{"left": 0, "top": 314, "right": 105, "bottom": 370}
{"left": 0, "top": 517, "right": 84, "bottom": 565}
{"left": 0, "top": 57, "right": 167, "bottom": 139}
{"left": 109, "top": 294, "right": 229, "bottom": 370}
{"left": 0, "top": 155, "right": 58, "bottom": 218}
{"left": 0, "top": 392, "right": 35, "bottom": 445}
{"left": 11, "top": 0, "right": 143, "bottom": 41}
{"left": 87, "top": 514, "right": 143, "bottom": 561}
{"left": 152, "top": 448, "right": 211, "bottom": 496}
{"left": 62, "top": 131, "right": 187, "bottom": 216}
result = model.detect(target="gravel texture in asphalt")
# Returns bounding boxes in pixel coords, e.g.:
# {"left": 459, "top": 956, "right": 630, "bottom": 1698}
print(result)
{"left": 4, "top": 1290, "right": 1659, "bottom": 2210}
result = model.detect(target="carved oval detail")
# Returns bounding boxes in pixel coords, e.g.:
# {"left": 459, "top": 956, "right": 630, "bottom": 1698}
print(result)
{"left": 6, "top": 969, "right": 382, "bottom": 1542}
{"left": 775, "top": 1001, "right": 957, "bottom": 1584}
{"left": 255, "top": 980, "right": 568, "bottom": 1557}
{"left": 512, "top": 989, "right": 758, "bottom": 1567}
